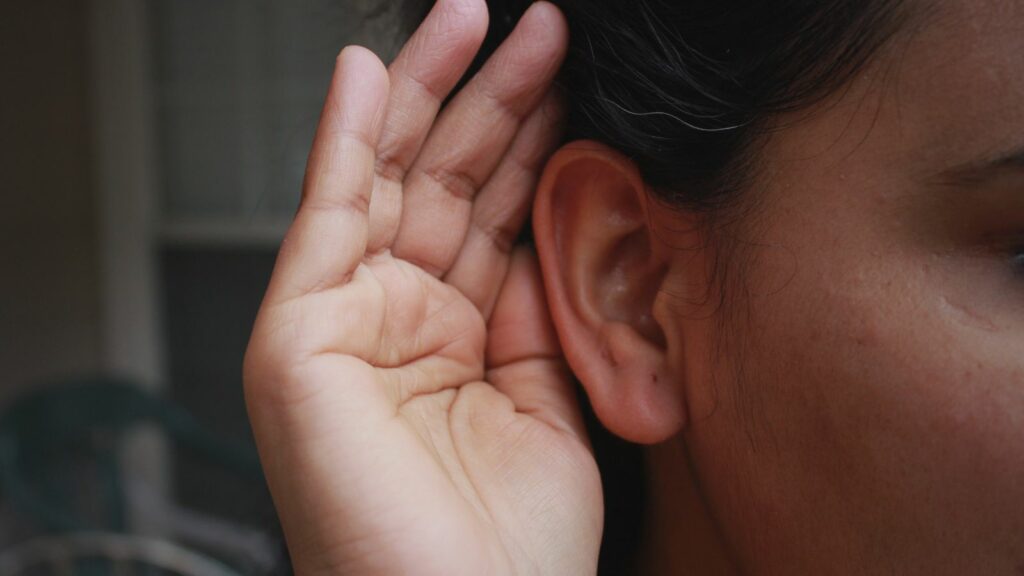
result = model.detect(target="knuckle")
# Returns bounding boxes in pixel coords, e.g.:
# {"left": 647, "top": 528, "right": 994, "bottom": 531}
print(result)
{"left": 302, "top": 187, "right": 371, "bottom": 217}
{"left": 421, "top": 164, "right": 481, "bottom": 203}
{"left": 374, "top": 150, "right": 408, "bottom": 183}
{"left": 399, "top": 252, "right": 448, "bottom": 278}
{"left": 472, "top": 217, "right": 518, "bottom": 254}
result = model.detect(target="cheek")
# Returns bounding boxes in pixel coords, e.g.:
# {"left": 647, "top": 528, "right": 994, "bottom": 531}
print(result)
{"left": 693, "top": 241, "right": 1024, "bottom": 569}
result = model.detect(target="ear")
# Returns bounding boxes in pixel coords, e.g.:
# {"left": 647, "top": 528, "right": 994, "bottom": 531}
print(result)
{"left": 532, "top": 140, "right": 686, "bottom": 444}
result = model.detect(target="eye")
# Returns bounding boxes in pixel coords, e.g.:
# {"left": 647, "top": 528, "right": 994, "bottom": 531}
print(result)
{"left": 994, "top": 230, "right": 1024, "bottom": 272}
{"left": 1011, "top": 247, "right": 1024, "bottom": 273}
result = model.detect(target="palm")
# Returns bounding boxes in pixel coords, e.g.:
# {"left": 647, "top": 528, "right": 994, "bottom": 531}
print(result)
{"left": 287, "top": 253, "right": 598, "bottom": 574}
{"left": 243, "top": 2, "right": 602, "bottom": 575}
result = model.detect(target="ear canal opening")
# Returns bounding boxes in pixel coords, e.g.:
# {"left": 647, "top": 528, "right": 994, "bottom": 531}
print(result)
{"left": 598, "top": 221, "right": 670, "bottom": 351}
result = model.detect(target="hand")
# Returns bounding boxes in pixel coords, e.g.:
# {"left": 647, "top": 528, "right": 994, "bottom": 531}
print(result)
{"left": 243, "top": 1, "right": 602, "bottom": 574}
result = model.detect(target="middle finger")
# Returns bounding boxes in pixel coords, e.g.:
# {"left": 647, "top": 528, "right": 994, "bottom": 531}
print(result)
{"left": 390, "top": 1, "right": 569, "bottom": 276}
{"left": 367, "top": 0, "right": 490, "bottom": 253}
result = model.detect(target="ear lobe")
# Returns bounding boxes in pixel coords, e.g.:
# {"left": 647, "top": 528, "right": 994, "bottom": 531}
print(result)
{"left": 533, "top": 140, "right": 686, "bottom": 444}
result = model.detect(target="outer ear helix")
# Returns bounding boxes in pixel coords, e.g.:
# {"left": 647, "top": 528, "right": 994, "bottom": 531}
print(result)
{"left": 532, "top": 139, "right": 687, "bottom": 445}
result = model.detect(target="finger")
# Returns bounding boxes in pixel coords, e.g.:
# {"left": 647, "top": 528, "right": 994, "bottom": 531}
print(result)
{"left": 486, "top": 248, "right": 589, "bottom": 444}
{"left": 367, "top": 0, "right": 490, "bottom": 253}
{"left": 443, "top": 90, "right": 564, "bottom": 319}
{"left": 391, "top": 1, "right": 569, "bottom": 276}
{"left": 265, "top": 46, "right": 389, "bottom": 304}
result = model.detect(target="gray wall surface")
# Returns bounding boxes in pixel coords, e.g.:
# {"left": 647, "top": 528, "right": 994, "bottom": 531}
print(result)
{"left": 0, "top": 2, "right": 102, "bottom": 405}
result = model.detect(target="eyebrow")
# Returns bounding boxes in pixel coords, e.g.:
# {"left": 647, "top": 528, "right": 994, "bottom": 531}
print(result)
{"left": 932, "top": 145, "right": 1024, "bottom": 187}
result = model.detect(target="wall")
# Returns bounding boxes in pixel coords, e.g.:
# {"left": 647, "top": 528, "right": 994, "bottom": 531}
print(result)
{"left": 0, "top": 3, "right": 102, "bottom": 405}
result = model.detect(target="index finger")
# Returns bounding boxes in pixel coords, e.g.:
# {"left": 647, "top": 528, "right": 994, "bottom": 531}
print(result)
{"left": 264, "top": 46, "right": 390, "bottom": 304}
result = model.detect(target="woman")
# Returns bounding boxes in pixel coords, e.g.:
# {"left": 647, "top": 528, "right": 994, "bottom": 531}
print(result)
{"left": 243, "top": 0, "right": 1024, "bottom": 573}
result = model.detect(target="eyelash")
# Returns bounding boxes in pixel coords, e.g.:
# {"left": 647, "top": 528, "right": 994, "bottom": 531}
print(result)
{"left": 990, "top": 229, "right": 1024, "bottom": 272}
{"left": 975, "top": 231, "right": 1024, "bottom": 276}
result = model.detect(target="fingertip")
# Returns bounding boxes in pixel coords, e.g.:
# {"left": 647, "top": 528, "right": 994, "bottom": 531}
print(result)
{"left": 334, "top": 45, "right": 390, "bottom": 138}
{"left": 336, "top": 45, "right": 389, "bottom": 93}
{"left": 520, "top": 1, "right": 570, "bottom": 55}
{"left": 487, "top": 0, "right": 568, "bottom": 92}
{"left": 396, "top": 0, "right": 489, "bottom": 99}
{"left": 431, "top": 0, "right": 490, "bottom": 49}
{"left": 525, "top": 1, "right": 568, "bottom": 34}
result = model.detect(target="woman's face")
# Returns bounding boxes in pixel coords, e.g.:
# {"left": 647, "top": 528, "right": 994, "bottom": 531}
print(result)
{"left": 676, "top": 0, "right": 1024, "bottom": 572}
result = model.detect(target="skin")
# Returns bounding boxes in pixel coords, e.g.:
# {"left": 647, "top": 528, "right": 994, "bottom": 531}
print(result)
{"left": 244, "top": 0, "right": 1024, "bottom": 574}
{"left": 244, "top": 2, "right": 601, "bottom": 575}
{"left": 672, "top": 0, "right": 1024, "bottom": 572}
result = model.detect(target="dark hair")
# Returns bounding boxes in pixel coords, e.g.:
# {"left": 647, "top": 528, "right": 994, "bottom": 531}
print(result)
{"left": 411, "top": 0, "right": 907, "bottom": 214}
{"left": 401, "top": 1, "right": 908, "bottom": 573}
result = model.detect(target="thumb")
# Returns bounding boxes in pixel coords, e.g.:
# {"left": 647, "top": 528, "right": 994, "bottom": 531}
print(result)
{"left": 485, "top": 246, "right": 590, "bottom": 446}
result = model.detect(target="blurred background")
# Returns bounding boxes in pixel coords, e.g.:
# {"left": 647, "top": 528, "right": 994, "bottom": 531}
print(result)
{"left": 0, "top": 1, "right": 405, "bottom": 574}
